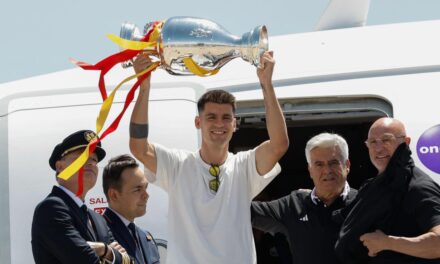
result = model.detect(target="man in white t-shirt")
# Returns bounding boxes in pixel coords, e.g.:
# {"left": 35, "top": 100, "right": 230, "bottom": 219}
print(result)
{"left": 129, "top": 51, "right": 289, "bottom": 264}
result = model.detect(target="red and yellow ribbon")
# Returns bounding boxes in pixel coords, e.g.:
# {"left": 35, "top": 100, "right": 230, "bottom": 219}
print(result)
{"left": 107, "top": 29, "right": 220, "bottom": 77}
{"left": 58, "top": 62, "right": 159, "bottom": 182}
{"left": 182, "top": 57, "right": 220, "bottom": 77}
{"left": 61, "top": 22, "right": 162, "bottom": 196}
{"left": 64, "top": 19, "right": 222, "bottom": 195}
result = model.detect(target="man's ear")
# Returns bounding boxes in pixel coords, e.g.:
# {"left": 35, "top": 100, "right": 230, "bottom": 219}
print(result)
{"left": 108, "top": 188, "right": 119, "bottom": 203}
{"left": 55, "top": 160, "right": 64, "bottom": 173}
{"left": 345, "top": 159, "right": 351, "bottom": 171}
{"left": 195, "top": 116, "right": 201, "bottom": 129}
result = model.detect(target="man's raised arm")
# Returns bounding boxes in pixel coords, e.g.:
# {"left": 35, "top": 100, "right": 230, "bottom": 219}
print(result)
{"left": 255, "top": 51, "right": 289, "bottom": 175}
{"left": 129, "top": 54, "right": 157, "bottom": 173}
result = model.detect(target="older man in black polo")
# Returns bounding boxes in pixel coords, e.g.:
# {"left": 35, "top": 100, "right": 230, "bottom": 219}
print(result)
{"left": 251, "top": 132, "right": 357, "bottom": 264}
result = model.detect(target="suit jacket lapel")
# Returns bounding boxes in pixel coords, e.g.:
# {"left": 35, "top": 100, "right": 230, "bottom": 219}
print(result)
{"left": 50, "top": 186, "right": 94, "bottom": 241}
{"left": 104, "top": 209, "right": 140, "bottom": 262}
{"left": 86, "top": 209, "right": 101, "bottom": 241}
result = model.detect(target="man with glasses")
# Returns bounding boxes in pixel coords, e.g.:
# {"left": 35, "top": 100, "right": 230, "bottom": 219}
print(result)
{"left": 129, "top": 51, "right": 289, "bottom": 264}
{"left": 251, "top": 132, "right": 357, "bottom": 264}
{"left": 335, "top": 117, "right": 440, "bottom": 263}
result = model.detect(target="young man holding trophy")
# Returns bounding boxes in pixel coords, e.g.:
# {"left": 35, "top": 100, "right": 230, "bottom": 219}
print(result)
{"left": 129, "top": 49, "right": 288, "bottom": 264}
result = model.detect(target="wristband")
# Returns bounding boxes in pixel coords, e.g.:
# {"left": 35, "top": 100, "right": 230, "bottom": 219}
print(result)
{"left": 130, "top": 122, "right": 149, "bottom": 139}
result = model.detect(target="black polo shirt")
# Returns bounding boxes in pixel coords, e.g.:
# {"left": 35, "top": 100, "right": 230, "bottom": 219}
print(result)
{"left": 251, "top": 189, "right": 357, "bottom": 264}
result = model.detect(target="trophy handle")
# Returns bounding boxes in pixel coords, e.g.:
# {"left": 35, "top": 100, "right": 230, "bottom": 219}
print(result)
{"left": 120, "top": 22, "right": 159, "bottom": 68}
{"left": 240, "top": 25, "right": 268, "bottom": 67}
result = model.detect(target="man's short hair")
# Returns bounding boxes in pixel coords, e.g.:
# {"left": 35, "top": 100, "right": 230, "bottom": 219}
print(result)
{"left": 305, "top": 132, "right": 349, "bottom": 164}
{"left": 197, "top": 89, "right": 236, "bottom": 113}
{"left": 102, "top": 154, "right": 139, "bottom": 199}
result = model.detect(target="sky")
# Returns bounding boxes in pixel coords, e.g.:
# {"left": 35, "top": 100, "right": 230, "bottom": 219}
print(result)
{"left": 1, "top": 0, "right": 440, "bottom": 84}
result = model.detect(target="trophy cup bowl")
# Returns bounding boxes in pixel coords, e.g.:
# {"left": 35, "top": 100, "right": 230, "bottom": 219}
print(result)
{"left": 119, "top": 16, "right": 268, "bottom": 75}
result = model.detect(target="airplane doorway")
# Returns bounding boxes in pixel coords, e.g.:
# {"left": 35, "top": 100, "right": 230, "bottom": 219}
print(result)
{"left": 230, "top": 95, "right": 392, "bottom": 264}
{"left": 231, "top": 120, "right": 378, "bottom": 196}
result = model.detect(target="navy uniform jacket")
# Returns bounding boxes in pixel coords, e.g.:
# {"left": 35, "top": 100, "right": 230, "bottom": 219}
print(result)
{"left": 103, "top": 209, "right": 160, "bottom": 264}
{"left": 31, "top": 186, "right": 127, "bottom": 264}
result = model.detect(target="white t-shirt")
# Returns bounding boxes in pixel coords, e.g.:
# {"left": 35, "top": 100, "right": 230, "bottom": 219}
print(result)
{"left": 144, "top": 144, "right": 281, "bottom": 264}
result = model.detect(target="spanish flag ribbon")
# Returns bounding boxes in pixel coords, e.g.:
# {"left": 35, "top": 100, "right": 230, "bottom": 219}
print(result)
{"left": 70, "top": 21, "right": 163, "bottom": 100}
{"left": 58, "top": 62, "right": 160, "bottom": 181}
{"left": 76, "top": 168, "right": 84, "bottom": 196}
{"left": 106, "top": 22, "right": 219, "bottom": 77}
{"left": 60, "top": 22, "right": 163, "bottom": 195}
{"left": 65, "top": 19, "right": 221, "bottom": 195}
{"left": 108, "top": 34, "right": 220, "bottom": 77}
{"left": 106, "top": 34, "right": 157, "bottom": 51}
{"left": 95, "top": 62, "right": 160, "bottom": 134}
{"left": 70, "top": 50, "right": 139, "bottom": 100}
{"left": 183, "top": 57, "right": 220, "bottom": 77}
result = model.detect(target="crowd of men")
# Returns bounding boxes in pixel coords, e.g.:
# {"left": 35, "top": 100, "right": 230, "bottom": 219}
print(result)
{"left": 31, "top": 52, "right": 440, "bottom": 264}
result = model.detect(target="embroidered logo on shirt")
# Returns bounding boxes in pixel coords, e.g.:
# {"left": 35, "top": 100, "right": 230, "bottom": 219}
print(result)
{"left": 299, "top": 214, "right": 309, "bottom": 222}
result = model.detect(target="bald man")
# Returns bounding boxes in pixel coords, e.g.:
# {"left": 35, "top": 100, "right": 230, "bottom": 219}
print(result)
{"left": 336, "top": 117, "right": 440, "bottom": 264}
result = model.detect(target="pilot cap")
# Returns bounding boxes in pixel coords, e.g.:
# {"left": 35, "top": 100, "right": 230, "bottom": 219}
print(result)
{"left": 49, "top": 130, "right": 106, "bottom": 170}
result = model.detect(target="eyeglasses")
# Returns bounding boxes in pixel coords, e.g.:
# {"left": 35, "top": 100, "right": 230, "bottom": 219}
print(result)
{"left": 364, "top": 134, "right": 406, "bottom": 148}
{"left": 208, "top": 164, "right": 220, "bottom": 192}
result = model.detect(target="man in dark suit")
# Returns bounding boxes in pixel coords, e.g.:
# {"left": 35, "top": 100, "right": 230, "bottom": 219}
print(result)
{"left": 102, "top": 154, "right": 160, "bottom": 264}
{"left": 31, "top": 130, "right": 132, "bottom": 264}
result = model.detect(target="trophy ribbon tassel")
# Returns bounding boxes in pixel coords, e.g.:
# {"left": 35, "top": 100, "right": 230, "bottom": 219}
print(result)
{"left": 107, "top": 33, "right": 220, "bottom": 77}
{"left": 58, "top": 62, "right": 159, "bottom": 182}
{"left": 59, "top": 22, "right": 163, "bottom": 196}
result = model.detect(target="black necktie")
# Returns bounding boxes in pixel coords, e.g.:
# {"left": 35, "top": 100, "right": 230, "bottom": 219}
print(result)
{"left": 81, "top": 205, "right": 96, "bottom": 240}
{"left": 128, "top": 223, "right": 138, "bottom": 244}
{"left": 128, "top": 223, "right": 147, "bottom": 264}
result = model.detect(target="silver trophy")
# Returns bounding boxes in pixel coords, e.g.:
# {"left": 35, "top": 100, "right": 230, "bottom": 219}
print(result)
{"left": 119, "top": 16, "right": 268, "bottom": 75}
